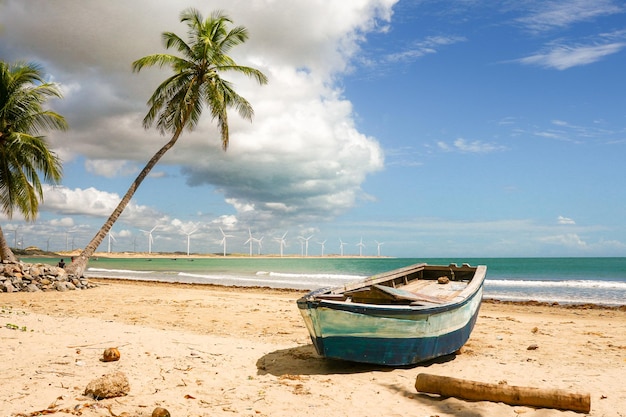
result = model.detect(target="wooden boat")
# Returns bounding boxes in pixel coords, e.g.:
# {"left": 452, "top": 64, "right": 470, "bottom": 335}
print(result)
{"left": 297, "top": 263, "right": 487, "bottom": 366}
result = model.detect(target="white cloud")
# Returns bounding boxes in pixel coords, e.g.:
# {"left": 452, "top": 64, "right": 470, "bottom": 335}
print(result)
{"left": 385, "top": 35, "right": 466, "bottom": 63}
{"left": 558, "top": 215, "right": 576, "bottom": 225}
{"left": 40, "top": 185, "right": 161, "bottom": 226}
{"left": 0, "top": 0, "right": 391, "bottom": 230}
{"left": 516, "top": 0, "right": 624, "bottom": 33}
{"left": 48, "top": 217, "right": 75, "bottom": 228}
{"left": 518, "top": 42, "right": 626, "bottom": 70}
{"left": 437, "top": 138, "right": 506, "bottom": 153}
{"left": 539, "top": 233, "right": 587, "bottom": 247}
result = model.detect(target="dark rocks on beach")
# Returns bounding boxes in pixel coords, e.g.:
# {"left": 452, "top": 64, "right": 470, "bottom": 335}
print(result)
{"left": 0, "top": 260, "right": 96, "bottom": 293}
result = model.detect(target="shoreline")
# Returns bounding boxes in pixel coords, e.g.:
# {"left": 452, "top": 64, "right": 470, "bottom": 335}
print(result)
{"left": 1, "top": 278, "right": 625, "bottom": 416}
{"left": 90, "top": 276, "right": 626, "bottom": 310}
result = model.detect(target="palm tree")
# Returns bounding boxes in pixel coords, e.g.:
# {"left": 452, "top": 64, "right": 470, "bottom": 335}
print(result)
{"left": 66, "top": 8, "right": 267, "bottom": 276}
{"left": 0, "top": 61, "right": 66, "bottom": 261}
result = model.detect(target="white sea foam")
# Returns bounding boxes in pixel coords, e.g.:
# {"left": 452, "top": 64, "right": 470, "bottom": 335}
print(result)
{"left": 178, "top": 272, "right": 326, "bottom": 288}
{"left": 88, "top": 267, "right": 154, "bottom": 274}
{"left": 486, "top": 279, "right": 626, "bottom": 290}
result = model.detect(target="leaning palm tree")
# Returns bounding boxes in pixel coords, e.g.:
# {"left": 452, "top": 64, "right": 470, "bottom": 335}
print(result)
{"left": 0, "top": 61, "right": 66, "bottom": 261}
{"left": 66, "top": 8, "right": 267, "bottom": 276}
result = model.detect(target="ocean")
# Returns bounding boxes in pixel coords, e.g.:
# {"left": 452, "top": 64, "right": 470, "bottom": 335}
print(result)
{"left": 21, "top": 256, "right": 626, "bottom": 306}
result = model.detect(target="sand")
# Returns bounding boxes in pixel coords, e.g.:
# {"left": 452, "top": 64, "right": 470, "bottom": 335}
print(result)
{"left": 1, "top": 278, "right": 625, "bottom": 417}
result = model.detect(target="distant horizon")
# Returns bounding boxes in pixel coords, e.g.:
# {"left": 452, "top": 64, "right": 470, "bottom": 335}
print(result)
{"left": 16, "top": 247, "right": 625, "bottom": 260}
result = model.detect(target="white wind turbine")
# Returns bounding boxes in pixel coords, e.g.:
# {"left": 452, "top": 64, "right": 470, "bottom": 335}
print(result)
{"left": 107, "top": 231, "right": 117, "bottom": 253}
{"left": 375, "top": 240, "right": 385, "bottom": 257}
{"left": 317, "top": 240, "right": 327, "bottom": 256}
{"left": 140, "top": 225, "right": 158, "bottom": 254}
{"left": 339, "top": 238, "right": 347, "bottom": 256}
{"left": 274, "top": 232, "right": 288, "bottom": 257}
{"left": 356, "top": 238, "right": 365, "bottom": 256}
{"left": 244, "top": 228, "right": 257, "bottom": 256}
{"left": 184, "top": 228, "right": 197, "bottom": 256}
{"left": 219, "top": 227, "right": 234, "bottom": 257}
{"left": 255, "top": 236, "right": 264, "bottom": 255}
{"left": 298, "top": 235, "right": 313, "bottom": 256}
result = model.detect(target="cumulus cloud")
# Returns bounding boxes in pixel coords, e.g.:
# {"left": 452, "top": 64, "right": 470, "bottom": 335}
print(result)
{"left": 40, "top": 185, "right": 162, "bottom": 228}
{"left": 0, "top": 0, "right": 393, "bottom": 232}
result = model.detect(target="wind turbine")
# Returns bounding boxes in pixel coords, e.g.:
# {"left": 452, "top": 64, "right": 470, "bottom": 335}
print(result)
{"left": 298, "top": 235, "right": 313, "bottom": 256}
{"left": 65, "top": 229, "right": 76, "bottom": 251}
{"left": 219, "top": 227, "right": 234, "bottom": 257}
{"left": 317, "top": 240, "right": 327, "bottom": 256}
{"left": 244, "top": 228, "right": 257, "bottom": 256}
{"left": 140, "top": 225, "right": 158, "bottom": 254}
{"left": 356, "top": 238, "right": 365, "bottom": 256}
{"left": 375, "top": 240, "right": 385, "bottom": 257}
{"left": 183, "top": 228, "right": 197, "bottom": 256}
{"left": 274, "top": 232, "right": 288, "bottom": 257}
{"left": 107, "top": 231, "right": 117, "bottom": 253}
{"left": 255, "top": 236, "right": 264, "bottom": 255}
{"left": 339, "top": 238, "right": 347, "bottom": 256}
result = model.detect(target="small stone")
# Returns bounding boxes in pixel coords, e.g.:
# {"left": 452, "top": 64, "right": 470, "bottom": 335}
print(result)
{"left": 84, "top": 371, "right": 130, "bottom": 399}
{"left": 527, "top": 344, "right": 539, "bottom": 350}
{"left": 152, "top": 407, "right": 171, "bottom": 417}
{"left": 102, "top": 347, "right": 121, "bottom": 362}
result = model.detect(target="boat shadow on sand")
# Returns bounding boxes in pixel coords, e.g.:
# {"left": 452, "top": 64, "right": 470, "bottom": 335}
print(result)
{"left": 255, "top": 343, "right": 457, "bottom": 376}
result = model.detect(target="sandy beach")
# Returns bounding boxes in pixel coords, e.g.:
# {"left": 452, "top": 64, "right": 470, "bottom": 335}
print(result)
{"left": 1, "top": 278, "right": 625, "bottom": 417}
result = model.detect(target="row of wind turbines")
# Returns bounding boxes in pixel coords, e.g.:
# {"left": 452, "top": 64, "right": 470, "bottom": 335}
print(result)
{"left": 220, "top": 228, "right": 385, "bottom": 257}
{"left": 106, "top": 226, "right": 386, "bottom": 257}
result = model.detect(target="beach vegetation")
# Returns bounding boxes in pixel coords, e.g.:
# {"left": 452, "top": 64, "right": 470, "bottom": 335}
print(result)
{"left": 0, "top": 61, "right": 66, "bottom": 262}
{"left": 66, "top": 8, "right": 267, "bottom": 276}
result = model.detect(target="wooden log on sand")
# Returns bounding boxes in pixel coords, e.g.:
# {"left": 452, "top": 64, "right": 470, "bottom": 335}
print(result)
{"left": 415, "top": 373, "right": 591, "bottom": 413}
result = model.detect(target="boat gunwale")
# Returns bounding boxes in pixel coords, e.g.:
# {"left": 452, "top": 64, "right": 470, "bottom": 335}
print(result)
{"left": 297, "top": 264, "right": 487, "bottom": 315}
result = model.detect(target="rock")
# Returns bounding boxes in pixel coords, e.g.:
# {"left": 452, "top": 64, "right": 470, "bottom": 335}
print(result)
{"left": 102, "top": 347, "right": 121, "bottom": 362}
{"left": 152, "top": 407, "right": 171, "bottom": 417}
{"left": 84, "top": 371, "right": 130, "bottom": 399}
{"left": 0, "top": 260, "right": 96, "bottom": 293}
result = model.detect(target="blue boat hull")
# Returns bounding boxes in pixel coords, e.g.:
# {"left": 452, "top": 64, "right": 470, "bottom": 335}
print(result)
{"left": 297, "top": 264, "right": 486, "bottom": 366}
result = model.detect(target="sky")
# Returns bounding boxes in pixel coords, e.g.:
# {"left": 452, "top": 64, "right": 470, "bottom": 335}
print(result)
{"left": 1, "top": 0, "right": 625, "bottom": 258}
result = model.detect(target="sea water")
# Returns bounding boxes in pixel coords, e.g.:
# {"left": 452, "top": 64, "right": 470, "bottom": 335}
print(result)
{"left": 21, "top": 256, "right": 626, "bottom": 306}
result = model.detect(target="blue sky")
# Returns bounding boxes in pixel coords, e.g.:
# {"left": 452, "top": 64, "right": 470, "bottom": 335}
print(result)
{"left": 1, "top": 0, "right": 625, "bottom": 257}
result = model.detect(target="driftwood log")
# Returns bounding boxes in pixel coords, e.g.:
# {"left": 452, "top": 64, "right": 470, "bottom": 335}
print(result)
{"left": 415, "top": 373, "right": 590, "bottom": 413}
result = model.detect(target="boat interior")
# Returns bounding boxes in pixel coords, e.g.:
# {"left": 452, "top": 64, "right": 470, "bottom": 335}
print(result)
{"left": 313, "top": 264, "right": 478, "bottom": 306}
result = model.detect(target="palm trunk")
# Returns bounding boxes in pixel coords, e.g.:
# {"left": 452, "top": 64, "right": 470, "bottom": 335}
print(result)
{"left": 65, "top": 128, "right": 183, "bottom": 277}
{"left": 0, "top": 224, "right": 18, "bottom": 262}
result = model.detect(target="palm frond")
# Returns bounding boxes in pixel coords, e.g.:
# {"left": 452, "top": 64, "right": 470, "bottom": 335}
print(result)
{"left": 133, "top": 8, "right": 267, "bottom": 148}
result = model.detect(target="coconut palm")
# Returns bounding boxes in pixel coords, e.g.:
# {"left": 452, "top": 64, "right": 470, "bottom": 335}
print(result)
{"left": 0, "top": 61, "right": 66, "bottom": 261}
{"left": 66, "top": 8, "right": 267, "bottom": 276}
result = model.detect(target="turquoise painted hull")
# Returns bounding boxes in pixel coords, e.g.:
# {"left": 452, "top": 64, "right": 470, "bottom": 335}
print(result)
{"left": 297, "top": 264, "right": 486, "bottom": 366}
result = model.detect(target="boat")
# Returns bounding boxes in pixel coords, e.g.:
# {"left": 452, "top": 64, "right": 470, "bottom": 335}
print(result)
{"left": 296, "top": 262, "right": 487, "bottom": 366}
